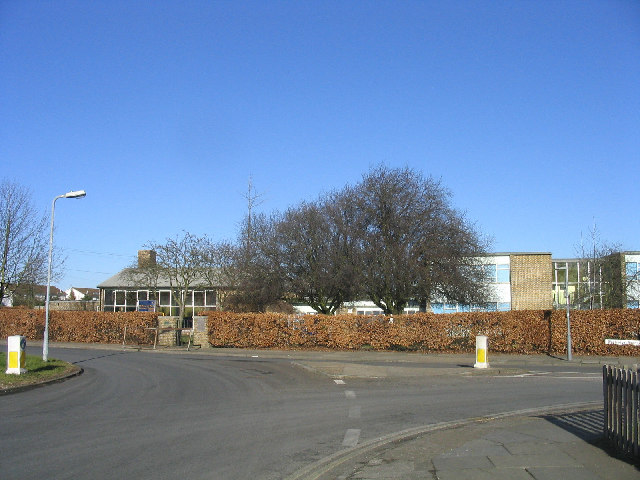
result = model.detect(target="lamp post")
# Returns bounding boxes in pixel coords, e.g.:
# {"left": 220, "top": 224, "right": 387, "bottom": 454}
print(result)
{"left": 43, "top": 190, "right": 86, "bottom": 361}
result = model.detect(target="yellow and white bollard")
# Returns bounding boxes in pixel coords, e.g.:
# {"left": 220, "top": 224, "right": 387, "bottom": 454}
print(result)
{"left": 474, "top": 335, "right": 489, "bottom": 369}
{"left": 6, "top": 335, "right": 27, "bottom": 375}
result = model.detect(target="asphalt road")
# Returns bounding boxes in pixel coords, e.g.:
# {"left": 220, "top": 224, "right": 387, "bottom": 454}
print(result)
{"left": 0, "top": 347, "right": 603, "bottom": 479}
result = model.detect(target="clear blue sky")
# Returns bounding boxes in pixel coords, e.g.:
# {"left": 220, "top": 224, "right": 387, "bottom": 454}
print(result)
{"left": 1, "top": 1, "right": 639, "bottom": 290}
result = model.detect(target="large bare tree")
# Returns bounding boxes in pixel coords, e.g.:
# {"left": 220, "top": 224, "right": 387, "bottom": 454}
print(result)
{"left": 231, "top": 166, "right": 490, "bottom": 315}
{"left": 224, "top": 213, "right": 288, "bottom": 312}
{"left": 0, "top": 180, "right": 51, "bottom": 306}
{"left": 350, "top": 166, "right": 490, "bottom": 314}
{"left": 274, "top": 193, "right": 359, "bottom": 314}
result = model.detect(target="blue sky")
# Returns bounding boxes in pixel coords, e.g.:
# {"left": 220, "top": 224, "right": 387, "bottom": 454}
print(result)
{"left": 1, "top": 1, "right": 639, "bottom": 289}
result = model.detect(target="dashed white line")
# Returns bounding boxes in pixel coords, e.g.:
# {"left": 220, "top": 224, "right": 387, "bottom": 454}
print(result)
{"left": 334, "top": 380, "right": 361, "bottom": 448}
{"left": 342, "top": 429, "right": 361, "bottom": 447}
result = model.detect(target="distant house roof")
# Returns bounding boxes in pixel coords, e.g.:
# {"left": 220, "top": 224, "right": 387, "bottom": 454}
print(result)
{"left": 8, "top": 284, "right": 66, "bottom": 299}
{"left": 68, "top": 287, "right": 100, "bottom": 299}
{"left": 71, "top": 287, "right": 100, "bottom": 295}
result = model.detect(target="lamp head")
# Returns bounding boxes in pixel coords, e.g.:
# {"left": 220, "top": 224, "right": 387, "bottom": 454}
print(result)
{"left": 63, "top": 190, "right": 86, "bottom": 199}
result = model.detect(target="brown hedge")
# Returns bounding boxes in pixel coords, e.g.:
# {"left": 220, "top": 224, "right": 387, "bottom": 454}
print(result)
{"left": 3, "top": 307, "right": 638, "bottom": 355}
{"left": 206, "top": 309, "right": 640, "bottom": 356}
{"left": 0, "top": 308, "right": 158, "bottom": 345}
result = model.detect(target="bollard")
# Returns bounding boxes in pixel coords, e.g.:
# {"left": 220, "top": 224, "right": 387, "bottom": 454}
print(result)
{"left": 474, "top": 335, "right": 489, "bottom": 369}
{"left": 6, "top": 335, "right": 27, "bottom": 375}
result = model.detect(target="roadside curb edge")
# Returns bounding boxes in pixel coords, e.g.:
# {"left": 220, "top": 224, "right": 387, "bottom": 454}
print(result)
{"left": 0, "top": 365, "right": 84, "bottom": 395}
{"left": 284, "top": 401, "right": 601, "bottom": 480}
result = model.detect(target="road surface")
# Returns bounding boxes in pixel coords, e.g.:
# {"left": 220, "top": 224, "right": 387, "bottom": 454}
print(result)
{"left": 0, "top": 346, "right": 602, "bottom": 479}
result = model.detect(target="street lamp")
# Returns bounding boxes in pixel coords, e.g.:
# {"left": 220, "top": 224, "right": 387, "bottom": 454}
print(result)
{"left": 43, "top": 190, "right": 86, "bottom": 361}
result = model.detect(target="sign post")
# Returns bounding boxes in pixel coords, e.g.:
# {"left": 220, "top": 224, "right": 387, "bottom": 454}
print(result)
{"left": 6, "top": 336, "right": 27, "bottom": 375}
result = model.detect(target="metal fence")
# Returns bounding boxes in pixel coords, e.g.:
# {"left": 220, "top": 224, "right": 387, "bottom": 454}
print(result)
{"left": 603, "top": 365, "right": 640, "bottom": 458}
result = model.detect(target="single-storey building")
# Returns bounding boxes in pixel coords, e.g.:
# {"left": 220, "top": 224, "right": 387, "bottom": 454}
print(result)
{"left": 97, "top": 250, "right": 219, "bottom": 315}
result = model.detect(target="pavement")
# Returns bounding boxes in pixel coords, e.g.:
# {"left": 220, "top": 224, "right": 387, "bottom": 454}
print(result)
{"left": 287, "top": 404, "right": 639, "bottom": 480}
{"left": 6, "top": 341, "right": 640, "bottom": 479}
{"left": 284, "top": 352, "right": 640, "bottom": 480}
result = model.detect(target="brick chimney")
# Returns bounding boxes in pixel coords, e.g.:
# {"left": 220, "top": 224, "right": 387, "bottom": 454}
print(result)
{"left": 138, "top": 250, "right": 157, "bottom": 268}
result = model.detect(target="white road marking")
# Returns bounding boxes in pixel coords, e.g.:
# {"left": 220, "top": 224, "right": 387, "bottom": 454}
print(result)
{"left": 342, "top": 429, "right": 361, "bottom": 447}
{"left": 345, "top": 390, "right": 356, "bottom": 399}
{"left": 334, "top": 379, "right": 346, "bottom": 385}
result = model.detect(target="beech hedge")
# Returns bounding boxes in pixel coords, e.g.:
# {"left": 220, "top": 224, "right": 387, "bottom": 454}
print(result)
{"left": 0, "top": 309, "right": 158, "bottom": 345}
{"left": 2, "top": 307, "right": 639, "bottom": 356}
{"left": 206, "top": 309, "right": 640, "bottom": 356}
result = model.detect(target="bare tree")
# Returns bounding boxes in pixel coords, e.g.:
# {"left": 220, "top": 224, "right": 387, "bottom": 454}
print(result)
{"left": 574, "top": 223, "right": 635, "bottom": 309}
{"left": 0, "top": 180, "right": 52, "bottom": 306}
{"left": 241, "top": 175, "right": 264, "bottom": 259}
{"left": 238, "top": 166, "right": 489, "bottom": 315}
{"left": 146, "top": 232, "right": 219, "bottom": 319}
{"left": 350, "top": 166, "right": 489, "bottom": 314}
{"left": 224, "top": 213, "right": 288, "bottom": 312}
{"left": 274, "top": 194, "right": 359, "bottom": 314}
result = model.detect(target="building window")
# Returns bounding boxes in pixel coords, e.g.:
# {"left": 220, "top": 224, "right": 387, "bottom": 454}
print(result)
{"left": 194, "top": 291, "right": 205, "bottom": 306}
{"left": 485, "top": 265, "right": 497, "bottom": 282}
{"left": 627, "top": 300, "right": 639, "bottom": 309}
{"left": 431, "top": 303, "right": 444, "bottom": 314}
{"left": 498, "top": 302, "right": 511, "bottom": 311}
{"left": 430, "top": 302, "right": 505, "bottom": 314}
{"left": 444, "top": 303, "right": 457, "bottom": 314}
{"left": 497, "top": 264, "right": 510, "bottom": 283}
{"left": 626, "top": 262, "right": 638, "bottom": 277}
{"left": 485, "top": 264, "right": 510, "bottom": 283}
{"left": 104, "top": 289, "right": 114, "bottom": 305}
{"left": 115, "top": 290, "right": 125, "bottom": 306}
{"left": 205, "top": 290, "right": 217, "bottom": 307}
{"left": 159, "top": 291, "right": 171, "bottom": 306}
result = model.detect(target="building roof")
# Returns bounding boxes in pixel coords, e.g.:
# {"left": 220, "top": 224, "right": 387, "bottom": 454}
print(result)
{"left": 97, "top": 268, "right": 228, "bottom": 289}
{"left": 553, "top": 252, "right": 640, "bottom": 262}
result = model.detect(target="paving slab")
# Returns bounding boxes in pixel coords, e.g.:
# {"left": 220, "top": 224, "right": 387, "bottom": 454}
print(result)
{"left": 435, "top": 467, "right": 533, "bottom": 480}
{"left": 352, "top": 460, "right": 414, "bottom": 478}
{"left": 431, "top": 455, "right": 494, "bottom": 470}
{"left": 526, "top": 466, "right": 604, "bottom": 480}
{"left": 438, "top": 438, "right": 510, "bottom": 457}
{"left": 488, "top": 452, "right": 580, "bottom": 468}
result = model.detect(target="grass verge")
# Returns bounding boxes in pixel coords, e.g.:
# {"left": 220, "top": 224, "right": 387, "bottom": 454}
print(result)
{"left": 0, "top": 352, "right": 77, "bottom": 390}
